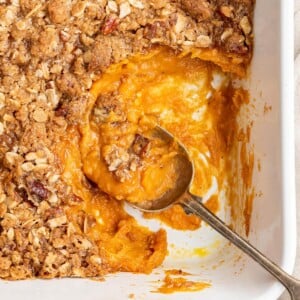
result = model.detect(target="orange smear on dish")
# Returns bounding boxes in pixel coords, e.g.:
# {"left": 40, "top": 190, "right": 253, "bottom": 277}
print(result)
{"left": 153, "top": 275, "right": 211, "bottom": 294}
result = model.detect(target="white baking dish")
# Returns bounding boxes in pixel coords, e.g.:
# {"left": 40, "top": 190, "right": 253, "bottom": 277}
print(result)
{"left": 0, "top": 0, "right": 296, "bottom": 299}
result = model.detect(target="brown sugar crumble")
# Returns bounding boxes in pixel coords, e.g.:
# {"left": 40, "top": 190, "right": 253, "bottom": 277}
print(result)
{"left": 0, "top": 0, "right": 254, "bottom": 280}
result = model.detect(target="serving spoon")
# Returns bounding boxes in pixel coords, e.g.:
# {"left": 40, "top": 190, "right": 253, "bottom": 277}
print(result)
{"left": 130, "top": 126, "right": 300, "bottom": 300}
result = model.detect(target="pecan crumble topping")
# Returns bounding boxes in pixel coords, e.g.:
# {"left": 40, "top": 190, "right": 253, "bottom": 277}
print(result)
{"left": 0, "top": 0, "right": 254, "bottom": 280}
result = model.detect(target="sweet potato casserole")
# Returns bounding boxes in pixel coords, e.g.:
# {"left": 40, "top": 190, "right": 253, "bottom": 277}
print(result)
{"left": 0, "top": 0, "right": 254, "bottom": 279}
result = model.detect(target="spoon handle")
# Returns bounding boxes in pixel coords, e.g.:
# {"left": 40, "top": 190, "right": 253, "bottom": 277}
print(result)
{"left": 181, "top": 194, "right": 300, "bottom": 300}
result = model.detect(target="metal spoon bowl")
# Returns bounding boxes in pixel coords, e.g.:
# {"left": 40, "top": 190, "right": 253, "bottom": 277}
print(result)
{"left": 130, "top": 126, "right": 300, "bottom": 300}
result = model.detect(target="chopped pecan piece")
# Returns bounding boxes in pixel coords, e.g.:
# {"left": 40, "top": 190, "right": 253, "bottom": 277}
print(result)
{"left": 144, "top": 21, "right": 168, "bottom": 40}
{"left": 102, "top": 15, "right": 119, "bottom": 35}
{"left": 15, "top": 187, "right": 29, "bottom": 202}
{"left": 132, "top": 134, "right": 150, "bottom": 157}
{"left": 28, "top": 180, "right": 50, "bottom": 201}
{"left": 55, "top": 103, "right": 69, "bottom": 117}
{"left": 181, "top": 0, "right": 212, "bottom": 21}
{"left": 226, "top": 32, "right": 248, "bottom": 54}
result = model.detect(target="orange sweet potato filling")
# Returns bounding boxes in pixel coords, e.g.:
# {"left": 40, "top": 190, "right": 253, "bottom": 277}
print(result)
{"left": 153, "top": 275, "right": 211, "bottom": 294}
{"left": 55, "top": 47, "right": 250, "bottom": 274}
{"left": 57, "top": 128, "right": 167, "bottom": 273}
{"left": 81, "top": 48, "right": 233, "bottom": 201}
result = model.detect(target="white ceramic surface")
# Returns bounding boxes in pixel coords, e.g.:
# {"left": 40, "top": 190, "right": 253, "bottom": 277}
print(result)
{"left": 280, "top": 2, "right": 300, "bottom": 299}
{"left": 0, "top": 0, "right": 296, "bottom": 299}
